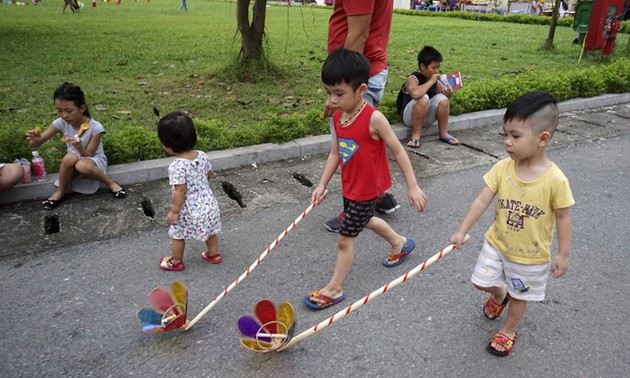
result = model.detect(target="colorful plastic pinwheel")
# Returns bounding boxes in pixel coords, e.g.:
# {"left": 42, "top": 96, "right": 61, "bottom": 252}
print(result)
{"left": 238, "top": 300, "right": 296, "bottom": 353}
{"left": 138, "top": 281, "right": 187, "bottom": 333}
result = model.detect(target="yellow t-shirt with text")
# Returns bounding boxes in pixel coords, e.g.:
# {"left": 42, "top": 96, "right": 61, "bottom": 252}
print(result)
{"left": 484, "top": 158, "right": 575, "bottom": 264}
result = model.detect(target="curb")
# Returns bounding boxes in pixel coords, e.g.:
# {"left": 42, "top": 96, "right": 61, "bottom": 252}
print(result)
{"left": 2, "top": 93, "right": 629, "bottom": 205}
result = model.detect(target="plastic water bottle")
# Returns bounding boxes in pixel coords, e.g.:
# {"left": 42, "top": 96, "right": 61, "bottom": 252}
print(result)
{"left": 31, "top": 151, "right": 48, "bottom": 181}
{"left": 19, "top": 158, "right": 32, "bottom": 184}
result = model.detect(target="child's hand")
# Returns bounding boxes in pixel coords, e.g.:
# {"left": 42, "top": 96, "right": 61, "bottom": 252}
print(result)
{"left": 69, "top": 137, "right": 82, "bottom": 150}
{"left": 311, "top": 184, "right": 327, "bottom": 204}
{"left": 407, "top": 185, "right": 427, "bottom": 212}
{"left": 441, "top": 84, "right": 453, "bottom": 97}
{"left": 25, "top": 128, "right": 42, "bottom": 144}
{"left": 322, "top": 103, "right": 337, "bottom": 118}
{"left": 449, "top": 231, "right": 469, "bottom": 248}
{"left": 166, "top": 211, "right": 179, "bottom": 225}
{"left": 551, "top": 254, "right": 569, "bottom": 278}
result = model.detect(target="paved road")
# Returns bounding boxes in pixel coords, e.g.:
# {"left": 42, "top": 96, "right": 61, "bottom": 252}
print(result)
{"left": 1, "top": 103, "right": 629, "bottom": 377}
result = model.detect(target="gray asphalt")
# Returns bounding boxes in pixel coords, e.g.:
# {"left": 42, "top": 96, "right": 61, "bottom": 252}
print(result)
{"left": 1, "top": 100, "right": 629, "bottom": 377}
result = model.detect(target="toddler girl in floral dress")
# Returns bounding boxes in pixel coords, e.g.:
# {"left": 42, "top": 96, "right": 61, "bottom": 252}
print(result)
{"left": 157, "top": 112, "right": 221, "bottom": 271}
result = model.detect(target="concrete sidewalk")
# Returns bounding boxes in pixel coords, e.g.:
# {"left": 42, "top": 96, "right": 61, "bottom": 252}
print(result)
{"left": 0, "top": 94, "right": 628, "bottom": 259}
{"left": 2, "top": 93, "right": 629, "bottom": 206}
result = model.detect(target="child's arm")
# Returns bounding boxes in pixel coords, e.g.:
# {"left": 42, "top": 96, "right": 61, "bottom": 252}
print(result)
{"left": 370, "top": 112, "right": 427, "bottom": 212}
{"left": 73, "top": 132, "right": 103, "bottom": 157}
{"left": 406, "top": 73, "right": 440, "bottom": 100}
{"left": 311, "top": 133, "right": 340, "bottom": 204}
{"left": 166, "top": 184, "right": 186, "bottom": 225}
{"left": 449, "top": 185, "right": 495, "bottom": 247}
{"left": 551, "top": 207, "right": 572, "bottom": 278}
{"left": 25, "top": 124, "right": 57, "bottom": 147}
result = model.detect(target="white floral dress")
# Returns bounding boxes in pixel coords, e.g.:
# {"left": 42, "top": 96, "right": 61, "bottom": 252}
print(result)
{"left": 168, "top": 151, "right": 221, "bottom": 241}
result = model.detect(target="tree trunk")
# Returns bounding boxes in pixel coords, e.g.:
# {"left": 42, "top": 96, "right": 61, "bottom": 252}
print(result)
{"left": 543, "top": 0, "right": 562, "bottom": 50}
{"left": 237, "top": 0, "right": 268, "bottom": 61}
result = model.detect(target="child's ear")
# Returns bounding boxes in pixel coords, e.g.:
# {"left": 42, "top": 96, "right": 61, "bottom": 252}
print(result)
{"left": 358, "top": 83, "right": 368, "bottom": 96}
{"left": 538, "top": 131, "right": 551, "bottom": 146}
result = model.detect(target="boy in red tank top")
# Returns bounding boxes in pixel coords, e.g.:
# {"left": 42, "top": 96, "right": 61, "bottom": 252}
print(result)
{"left": 304, "top": 49, "right": 428, "bottom": 310}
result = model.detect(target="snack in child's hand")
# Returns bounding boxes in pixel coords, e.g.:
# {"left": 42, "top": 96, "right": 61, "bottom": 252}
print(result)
{"left": 33, "top": 127, "right": 41, "bottom": 135}
{"left": 61, "top": 123, "right": 89, "bottom": 143}
{"left": 76, "top": 122, "right": 89, "bottom": 138}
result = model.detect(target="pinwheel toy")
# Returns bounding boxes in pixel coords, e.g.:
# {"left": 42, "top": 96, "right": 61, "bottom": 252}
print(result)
{"left": 237, "top": 300, "right": 297, "bottom": 353}
{"left": 238, "top": 237, "right": 468, "bottom": 352}
{"left": 138, "top": 281, "right": 187, "bottom": 333}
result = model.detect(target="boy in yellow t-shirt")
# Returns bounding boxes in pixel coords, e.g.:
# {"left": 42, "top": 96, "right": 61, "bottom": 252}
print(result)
{"left": 450, "top": 91, "right": 574, "bottom": 357}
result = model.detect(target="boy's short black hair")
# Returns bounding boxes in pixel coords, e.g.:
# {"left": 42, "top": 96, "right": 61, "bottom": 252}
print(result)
{"left": 322, "top": 48, "right": 370, "bottom": 90}
{"left": 157, "top": 111, "right": 197, "bottom": 153}
{"left": 504, "top": 91, "right": 559, "bottom": 135}
{"left": 417, "top": 46, "right": 443, "bottom": 68}
{"left": 53, "top": 82, "right": 91, "bottom": 117}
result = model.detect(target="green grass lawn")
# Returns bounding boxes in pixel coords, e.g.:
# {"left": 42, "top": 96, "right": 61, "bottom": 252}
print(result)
{"left": 0, "top": 0, "right": 627, "bottom": 167}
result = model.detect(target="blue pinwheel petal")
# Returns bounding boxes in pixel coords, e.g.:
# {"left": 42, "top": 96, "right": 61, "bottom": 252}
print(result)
{"left": 138, "top": 308, "right": 163, "bottom": 325}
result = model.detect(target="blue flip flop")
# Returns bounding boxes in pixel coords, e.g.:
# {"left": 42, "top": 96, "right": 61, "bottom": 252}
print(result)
{"left": 303, "top": 291, "right": 345, "bottom": 310}
{"left": 382, "top": 238, "right": 416, "bottom": 267}
{"left": 439, "top": 136, "right": 459, "bottom": 145}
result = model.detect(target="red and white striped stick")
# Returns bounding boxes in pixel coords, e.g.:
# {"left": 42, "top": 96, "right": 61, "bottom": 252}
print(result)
{"left": 277, "top": 235, "right": 469, "bottom": 350}
{"left": 184, "top": 200, "right": 321, "bottom": 331}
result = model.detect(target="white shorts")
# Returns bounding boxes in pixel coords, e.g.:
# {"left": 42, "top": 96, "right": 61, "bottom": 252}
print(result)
{"left": 471, "top": 239, "right": 549, "bottom": 301}
{"left": 402, "top": 93, "right": 448, "bottom": 128}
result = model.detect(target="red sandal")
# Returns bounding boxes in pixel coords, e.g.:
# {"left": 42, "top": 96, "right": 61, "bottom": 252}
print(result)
{"left": 159, "top": 256, "right": 184, "bottom": 271}
{"left": 487, "top": 332, "right": 518, "bottom": 357}
{"left": 201, "top": 251, "right": 222, "bottom": 264}
{"left": 483, "top": 293, "right": 510, "bottom": 320}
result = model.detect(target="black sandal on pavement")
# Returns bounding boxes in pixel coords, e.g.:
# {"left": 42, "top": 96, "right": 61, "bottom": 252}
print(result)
{"left": 42, "top": 197, "right": 65, "bottom": 210}
{"left": 112, "top": 184, "right": 126, "bottom": 199}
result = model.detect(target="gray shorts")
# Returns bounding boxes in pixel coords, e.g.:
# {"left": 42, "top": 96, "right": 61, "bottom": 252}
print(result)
{"left": 401, "top": 93, "right": 448, "bottom": 127}
{"left": 471, "top": 239, "right": 550, "bottom": 301}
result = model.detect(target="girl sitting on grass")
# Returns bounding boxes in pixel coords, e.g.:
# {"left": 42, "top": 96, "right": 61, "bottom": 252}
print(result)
{"left": 26, "top": 82, "right": 125, "bottom": 209}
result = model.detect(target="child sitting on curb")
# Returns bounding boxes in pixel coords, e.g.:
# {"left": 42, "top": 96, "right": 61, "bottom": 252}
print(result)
{"left": 396, "top": 45, "right": 459, "bottom": 148}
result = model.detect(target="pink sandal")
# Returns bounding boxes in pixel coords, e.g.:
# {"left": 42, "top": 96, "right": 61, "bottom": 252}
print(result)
{"left": 201, "top": 251, "right": 222, "bottom": 264}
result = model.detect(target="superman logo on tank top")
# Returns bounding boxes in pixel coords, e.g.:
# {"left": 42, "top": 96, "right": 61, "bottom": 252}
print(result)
{"left": 338, "top": 138, "right": 359, "bottom": 166}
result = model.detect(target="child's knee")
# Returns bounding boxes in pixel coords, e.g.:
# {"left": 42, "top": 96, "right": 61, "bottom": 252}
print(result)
{"left": 438, "top": 98, "right": 450, "bottom": 111}
{"left": 414, "top": 97, "right": 429, "bottom": 109}
{"left": 74, "top": 159, "right": 95, "bottom": 174}
{"left": 337, "top": 234, "right": 355, "bottom": 251}
{"left": 61, "top": 153, "right": 79, "bottom": 166}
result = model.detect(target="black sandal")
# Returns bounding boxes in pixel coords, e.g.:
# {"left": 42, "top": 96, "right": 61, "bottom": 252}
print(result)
{"left": 112, "top": 185, "right": 126, "bottom": 199}
{"left": 42, "top": 197, "right": 65, "bottom": 210}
